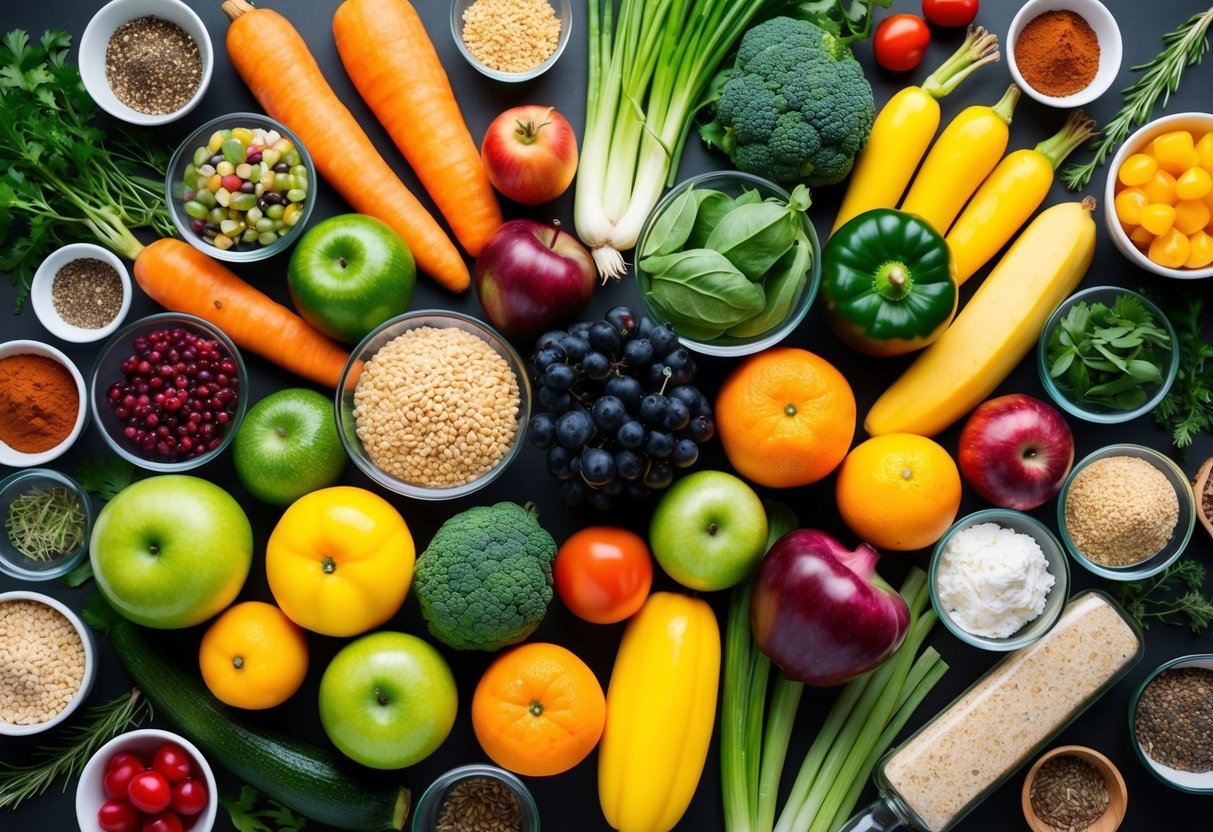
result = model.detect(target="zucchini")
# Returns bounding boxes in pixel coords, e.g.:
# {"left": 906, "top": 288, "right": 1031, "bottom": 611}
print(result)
{"left": 106, "top": 614, "right": 409, "bottom": 831}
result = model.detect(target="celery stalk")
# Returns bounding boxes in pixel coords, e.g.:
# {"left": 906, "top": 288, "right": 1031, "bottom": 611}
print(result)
{"left": 722, "top": 581, "right": 759, "bottom": 832}
{"left": 755, "top": 676, "right": 803, "bottom": 832}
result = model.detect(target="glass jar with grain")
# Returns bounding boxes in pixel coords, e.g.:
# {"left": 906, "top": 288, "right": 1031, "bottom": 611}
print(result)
{"left": 411, "top": 764, "right": 540, "bottom": 832}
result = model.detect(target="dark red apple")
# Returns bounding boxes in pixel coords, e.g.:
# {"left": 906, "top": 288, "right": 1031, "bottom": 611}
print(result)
{"left": 474, "top": 219, "right": 596, "bottom": 343}
{"left": 481, "top": 105, "right": 578, "bottom": 205}
{"left": 958, "top": 394, "right": 1075, "bottom": 511}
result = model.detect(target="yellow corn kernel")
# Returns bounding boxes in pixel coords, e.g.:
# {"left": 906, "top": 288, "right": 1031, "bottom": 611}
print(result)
{"left": 1186, "top": 230, "right": 1213, "bottom": 268}
{"left": 1114, "top": 187, "right": 1149, "bottom": 226}
{"left": 1153, "top": 131, "right": 1200, "bottom": 175}
{"left": 1149, "top": 228, "right": 1191, "bottom": 269}
{"left": 207, "top": 131, "right": 227, "bottom": 154}
{"left": 213, "top": 233, "right": 234, "bottom": 251}
{"left": 1196, "top": 132, "right": 1213, "bottom": 172}
{"left": 1129, "top": 226, "right": 1154, "bottom": 252}
{"left": 231, "top": 127, "right": 255, "bottom": 146}
{"left": 1176, "top": 166, "right": 1213, "bottom": 200}
{"left": 1140, "top": 203, "right": 1176, "bottom": 236}
{"left": 1143, "top": 169, "right": 1178, "bottom": 205}
{"left": 1174, "top": 200, "right": 1211, "bottom": 236}
{"left": 1118, "top": 154, "right": 1158, "bottom": 187}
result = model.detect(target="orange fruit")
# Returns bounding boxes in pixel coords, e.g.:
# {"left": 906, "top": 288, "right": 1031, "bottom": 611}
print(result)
{"left": 199, "top": 601, "right": 309, "bottom": 710}
{"left": 835, "top": 433, "right": 961, "bottom": 551}
{"left": 472, "top": 642, "right": 606, "bottom": 777}
{"left": 715, "top": 347, "right": 856, "bottom": 488}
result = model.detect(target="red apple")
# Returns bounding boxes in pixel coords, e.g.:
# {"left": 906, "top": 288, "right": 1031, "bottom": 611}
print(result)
{"left": 481, "top": 106, "right": 578, "bottom": 205}
{"left": 958, "top": 394, "right": 1075, "bottom": 511}
{"left": 474, "top": 219, "right": 596, "bottom": 343}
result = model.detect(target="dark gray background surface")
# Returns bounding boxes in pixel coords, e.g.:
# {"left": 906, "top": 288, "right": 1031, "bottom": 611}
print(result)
{"left": 2, "top": 0, "right": 1212, "bottom": 829}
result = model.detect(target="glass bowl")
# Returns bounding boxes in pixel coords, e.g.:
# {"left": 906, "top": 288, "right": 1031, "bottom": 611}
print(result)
{"left": 166, "top": 112, "right": 316, "bottom": 263}
{"left": 1037, "top": 286, "right": 1179, "bottom": 424}
{"left": 1057, "top": 443, "right": 1196, "bottom": 580}
{"left": 0, "top": 469, "right": 93, "bottom": 581}
{"left": 89, "top": 313, "right": 248, "bottom": 472}
{"left": 337, "top": 310, "right": 531, "bottom": 500}
{"left": 450, "top": 0, "right": 572, "bottom": 83}
{"left": 1128, "top": 654, "right": 1213, "bottom": 794}
{"left": 0, "top": 340, "right": 88, "bottom": 468}
{"left": 412, "top": 763, "right": 540, "bottom": 832}
{"left": 929, "top": 509, "right": 1070, "bottom": 651}
{"left": 634, "top": 171, "right": 821, "bottom": 357}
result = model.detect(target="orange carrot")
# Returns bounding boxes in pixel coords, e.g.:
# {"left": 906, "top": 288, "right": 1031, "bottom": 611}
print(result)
{"left": 219, "top": 0, "right": 470, "bottom": 292}
{"left": 134, "top": 239, "right": 349, "bottom": 388}
{"left": 333, "top": 0, "right": 503, "bottom": 257}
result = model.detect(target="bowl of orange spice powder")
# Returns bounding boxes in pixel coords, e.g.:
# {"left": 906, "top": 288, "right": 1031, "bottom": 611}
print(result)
{"left": 0, "top": 340, "right": 89, "bottom": 467}
{"left": 1006, "top": 0, "right": 1122, "bottom": 108}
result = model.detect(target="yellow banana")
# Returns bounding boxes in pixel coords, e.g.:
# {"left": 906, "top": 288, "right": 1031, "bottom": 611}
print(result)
{"left": 865, "top": 198, "right": 1097, "bottom": 438}
{"left": 832, "top": 26, "right": 1000, "bottom": 233}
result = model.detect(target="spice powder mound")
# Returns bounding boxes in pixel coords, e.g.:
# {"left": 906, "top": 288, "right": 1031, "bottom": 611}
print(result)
{"left": 0, "top": 600, "right": 86, "bottom": 725}
{"left": 1063, "top": 455, "right": 1179, "bottom": 567}
{"left": 436, "top": 777, "right": 523, "bottom": 832}
{"left": 462, "top": 0, "right": 562, "bottom": 74}
{"left": 1136, "top": 666, "right": 1213, "bottom": 773}
{"left": 1014, "top": 10, "right": 1100, "bottom": 98}
{"left": 104, "top": 16, "right": 202, "bottom": 115}
{"left": 1029, "top": 755, "right": 1109, "bottom": 832}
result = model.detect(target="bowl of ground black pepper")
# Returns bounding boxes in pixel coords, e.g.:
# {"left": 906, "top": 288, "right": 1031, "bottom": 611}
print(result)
{"left": 30, "top": 243, "right": 132, "bottom": 343}
{"left": 1022, "top": 745, "right": 1127, "bottom": 832}
{"left": 451, "top": 0, "right": 572, "bottom": 82}
{"left": 1130, "top": 654, "right": 1213, "bottom": 794}
{"left": 1007, "top": 0, "right": 1122, "bottom": 108}
{"left": 0, "top": 340, "right": 88, "bottom": 468}
{"left": 79, "top": 0, "right": 213, "bottom": 126}
{"left": 411, "top": 763, "right": 540, "bottom": 832}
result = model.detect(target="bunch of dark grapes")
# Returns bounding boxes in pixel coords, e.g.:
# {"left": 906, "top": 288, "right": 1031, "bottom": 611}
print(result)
{"left": 527, "top": 306, "right": 715, "bottom": 510}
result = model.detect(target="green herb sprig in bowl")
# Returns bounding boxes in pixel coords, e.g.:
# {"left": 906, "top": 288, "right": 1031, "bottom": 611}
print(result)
{"left": 1039, "top": 286, "right": 1178, "bottom": 423}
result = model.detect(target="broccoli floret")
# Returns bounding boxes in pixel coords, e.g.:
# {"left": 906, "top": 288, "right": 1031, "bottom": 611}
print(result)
{"left": 703, "top": 16, "right": 874, "bottom": 186}
{"left": 413, "top": 501, "right": 557, "bottom": 652}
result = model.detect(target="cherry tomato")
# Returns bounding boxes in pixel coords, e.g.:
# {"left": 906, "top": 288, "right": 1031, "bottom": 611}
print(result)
{"left": 104, "top": 759, "right": 145, "bottom": 801}
{"left": 97, "top": 799, "right": 141, "bottom": 832}
{"left": 142, "top": 812, "right": 184, "bottom": 832}
{"left": 152, "top": 742, "right": 193, "bottom": 783}
{"left": 170, "top": 778, "right": 209, "bottom": 816}
{"left": 554, "top": 526, "right": 653, "bottom": 624}
{"left": 128, "top": 769, "right": 173, "bottom": 814}
{"left": 873, "top": 14, "right": 931, "bottom": 72}
{"left": 922, "top": 0, "right": 978, "bottom": 27}
{"left": 106, "top": 751, "right": 144, "bottom": 772}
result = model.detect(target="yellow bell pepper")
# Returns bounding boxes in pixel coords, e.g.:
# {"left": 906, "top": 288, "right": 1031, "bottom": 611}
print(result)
{"left": 599, "top": 592, "right": 720, "bottom": 832}
{"left": 265, "top": 486, "right": 414, "bottom": 637}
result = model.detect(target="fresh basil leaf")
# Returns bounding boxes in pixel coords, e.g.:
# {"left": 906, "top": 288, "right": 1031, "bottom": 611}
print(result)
{"left": 642, "top": 185, "right": 701, "bottom": 258}
{"left": 734, "top": 187, "right": 762, "bottom": 207}
{"left": 641, "top": 249, "right": 765, "bottom": 328}
{"left": 727, "top": 232, "right": 811, "bottom": 338}
{"left": 1049, "top": 349, "right": 1076, "bottom": 378}
{"left": 704, "top": 201, "right": 799, "bottom": 281}
{"left": 1126, "top": 359, "right": 1163, "bottom": 382}
{"left": 686, "top": 190, "right": 738, "bottom": 248}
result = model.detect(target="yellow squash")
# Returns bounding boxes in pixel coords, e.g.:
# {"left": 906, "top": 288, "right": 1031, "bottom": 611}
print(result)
{"left": 832, "top": 27, "right": 999, "bottom": 233}
{"left": 599, "top": 592, "right": 720, "bottom": 832}
{"left": 865, "top": 198, "right": 1097, "bottom": 438}
{"left": 947, "top": 111, "right": 1097, "bottom": 285}
{"left": 899, "top": 84, "right": 1021, "bottom": 234}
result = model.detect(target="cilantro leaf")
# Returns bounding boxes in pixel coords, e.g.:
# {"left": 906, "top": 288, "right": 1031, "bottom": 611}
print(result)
{"left": 221, "top": 787, "right": 308, "bottom": 832}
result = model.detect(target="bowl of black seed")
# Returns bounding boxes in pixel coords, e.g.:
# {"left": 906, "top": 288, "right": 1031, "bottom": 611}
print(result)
{"left": 1131, "top": 653, "right": 1213, "bottom": 794}
{"left": 1022, "top": 745, "right": 1126, "bottom": 832}
{"left": 410, "top": 764, "right": 539, "bottom": 832}
{"left": 78, "top": 0, "right": 213, "bottom": 126}
{"left": 30, "top": 243, "right": 132, "bottom": 343}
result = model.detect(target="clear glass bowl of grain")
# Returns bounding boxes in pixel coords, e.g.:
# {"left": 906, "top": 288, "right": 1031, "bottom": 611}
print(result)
{"left": 412, "top": 764, "right": 540, "bottom": 832}
{"left": 1128, "top": 653, "right": 1213, "bottom": 794}
{"left": 1057, "top": 443, "right": 1196, "bottom": 581}
{"left": 450, "top": 0, "right": 573, "bottom": 83}
{"left": 337, "top": 310, "right": 532, "bottom": 500}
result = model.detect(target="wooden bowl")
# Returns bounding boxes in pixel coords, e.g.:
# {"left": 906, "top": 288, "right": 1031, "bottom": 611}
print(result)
{"left": 1022, "top": 745, "right": 1127, "bottom": 832}
{"left": 1194, "top": 457, "right": 1213, "bottom": 543}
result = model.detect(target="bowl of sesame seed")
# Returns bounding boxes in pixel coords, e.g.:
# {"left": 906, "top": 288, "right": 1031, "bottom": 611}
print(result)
{"left": 337, "top": 310, "right": 531, "bottom": 500}
{"left": 450, "top": 0, "right": 572, "bottom": 83}
{"left": 30, "top": 243, "right": 132, "bottom": 343}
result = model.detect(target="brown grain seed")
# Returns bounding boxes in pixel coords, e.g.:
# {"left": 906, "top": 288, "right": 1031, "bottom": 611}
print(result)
{"left": 462, "top": 0, "right": 561, "bottom": 73}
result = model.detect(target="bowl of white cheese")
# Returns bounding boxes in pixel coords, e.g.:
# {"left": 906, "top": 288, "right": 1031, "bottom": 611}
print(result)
{"left": 930, "top": 509, "right": 1070, "bottom": 651}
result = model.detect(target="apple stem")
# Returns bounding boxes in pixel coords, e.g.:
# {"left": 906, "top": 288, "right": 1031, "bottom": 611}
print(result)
{"left": 148, "top": 543, "right": 159, "bottom": 555}
{"left": 514, "top": 108, "right": 554, "bottom": 146}
{"left": 708, "top": 522, "right": 718, "bottom": 536}
{"left": 550, "top": 220, "right": 562, "bottom": 249}
{"left": 375, "top": 687, "right": 389, "bottom": 706}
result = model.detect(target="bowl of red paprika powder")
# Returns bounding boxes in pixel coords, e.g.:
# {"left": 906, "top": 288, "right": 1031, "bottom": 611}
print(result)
{"left": 0, "top": 341, "right": 88, "bottom": 468}
{"left": 1006, "top": 0, "right": 1122, "bottom": 109}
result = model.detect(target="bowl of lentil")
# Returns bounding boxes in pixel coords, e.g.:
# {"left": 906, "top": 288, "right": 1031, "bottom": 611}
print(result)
{"left": 411, "top": 763, "right": 540, "bottom": 832}
{"left": 0, "top": 340, "right": 89, "bottom": 468}
{"left": 337, "top": 310, "right": 531, "bottom": 500}
{"left": 30, "top": 243, "right": 133, "bottom": 343}
{"left": 0, "top": 590, "right": 96, "bottom": 737}
{"left": 1021, "top": 745, "right": 1127, "bottom": 832}
{"left": 78, "top": 0, "right": 213, "bottom": 127}
{"left": 1057, "top": 443, "right": 1196, "bottom": 581}
{"left": 89, "top": 313, "right": 248, "bottom": 472}
{"left": 167, "top": 112, "right": 316, "bottom": 261}
{"left": 450, "top": 0, "right": 572, "bottom": 83}
{"left": 1129, "top": 654, "right": 1213, "bottom": 794}
{"left": 0, "top": 469, "right": 93, "bottom": 582}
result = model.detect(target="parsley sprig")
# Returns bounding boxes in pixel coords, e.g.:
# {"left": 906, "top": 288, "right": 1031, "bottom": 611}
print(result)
{"left": 1117, "top": 559, "right": 1213, "bottom": 633}
{"left": 1149, "top": 291, "right": 1213, "bottom": 449}
{"left": 221, "top": 786, "right": 308, "bottom": 832}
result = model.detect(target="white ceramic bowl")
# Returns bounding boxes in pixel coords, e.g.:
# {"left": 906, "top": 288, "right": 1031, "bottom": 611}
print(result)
{"left": 1104, "top": 112, "right": 1213, "bottom": 280}
{"left": 0, "top": 590, "right": 97, "bottom": 737}
{"left": 30, "top": 243, "right": 132, "bottom": 343}
{"left": 76, "top": 728, "right": 218, "bottom": 832}
{"left": 0, "top": 340, "right": 88, "bottom": 467}
{"left": 79, "top": 0, "right": 214, "bottom": 126}
{"left": 450, "top": 0, "right": 573, "bottom": 83}
{"left": 1007, "top": 0, "right": 1122, "bottom": 108}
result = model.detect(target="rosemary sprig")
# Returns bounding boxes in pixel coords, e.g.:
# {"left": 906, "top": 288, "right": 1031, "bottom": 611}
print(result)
{"left": 1062, "top": 7, "right": 1213, "bottom": 190}
{"left": 0, "top": 688, "right": 151, "bottom": 811}
{"left": 4, "top": 485, "right": 86, "bottom": 561}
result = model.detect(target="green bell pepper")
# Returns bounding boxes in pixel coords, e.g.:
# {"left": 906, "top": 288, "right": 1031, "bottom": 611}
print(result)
{"left": 821, "top": 209, "right": 956, "bottom": 356}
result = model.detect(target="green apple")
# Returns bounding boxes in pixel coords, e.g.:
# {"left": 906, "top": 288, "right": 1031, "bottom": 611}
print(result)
{"left": 649, "top": 470, "right": 769, "bottom": 591}
{"left": 233, "top": 388, "right": 347, "bottom": 505}
{"left": 90, "top": 476, "right": 253, "bottom": 629}
{"left": 288, "top": 213, "right": 416, "bottom": 344}
{"left": 318, "top": 631, "right": 457, "bottom": 770}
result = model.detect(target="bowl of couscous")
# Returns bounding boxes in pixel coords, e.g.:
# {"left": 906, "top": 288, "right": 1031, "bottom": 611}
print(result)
{"left": 450, "top": 0, "right": 572, "bottom": 83}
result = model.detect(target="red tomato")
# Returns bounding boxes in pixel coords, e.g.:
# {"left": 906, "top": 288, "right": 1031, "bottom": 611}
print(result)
{"left": 104, "top": 759, "right": 145, "bottom": 801}
{"left": 97, "top": 799, "right": 141, "bottom": 832}
{"left": 922, "top": 0, "right": 979, "bottom": 27}
{"left": 142, "top": 812, "right": 184, "bottom": 832}
{"left": 106, "top": 752, "right": 143, "bottom": 772}
{"left": 128, "top": 770, "right": 172, "bottom": 814}
{"left": 554, "top": 526, "right": 653, "bottom": 624}
{"left": 170, "top": 778, "right": 209, "bottom": 817}
{"left": 873, "top": 14, "right": 931, "bottom": 72}
{"left": 152, "top": 743, "right": 193, "bottom": 783}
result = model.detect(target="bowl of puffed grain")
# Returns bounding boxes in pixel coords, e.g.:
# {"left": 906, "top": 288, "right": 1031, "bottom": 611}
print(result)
{"left": 336, "top": 311, "right": 532, "bottom": 500}
{"left": 450, "top": 0, "right": 572, "bottom": 83}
